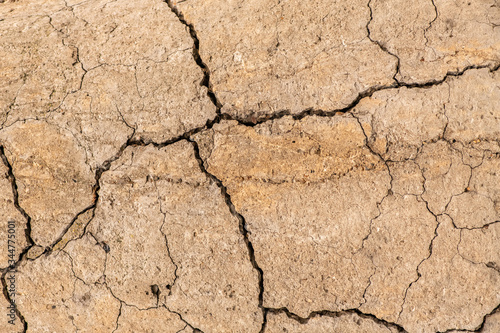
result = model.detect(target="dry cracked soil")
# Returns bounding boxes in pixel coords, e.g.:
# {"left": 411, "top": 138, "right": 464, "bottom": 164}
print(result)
{"left": 0, "top": 0, "right": 499, "bottom": 332}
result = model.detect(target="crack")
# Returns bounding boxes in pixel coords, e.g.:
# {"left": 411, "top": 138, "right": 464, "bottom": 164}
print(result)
{"left": 264, "top": 307, "right": 407, "bottom": 332}
{"left": 353, "top": 113, "right": 394, "bottom": 193}
{"left": 453, "top": 219, "right": 500, "bottom": 231}
{"left": 366, "top": 0, "right": 401, "bottom": 84}
{"left": 46, "top": 13, "right": 88, "bottom": 94}
{"left": 163, "top": 0, "right": 498, "bottom": 128}
{"left": 439, "top": 303, "right": 500, "bottom": 332}
{"left": 111, "top": 302, "right": 123, "bottom": 333}
{"left": 105, "top": 291, "right": 205, "bottom": 332}
{"left": 0, "top": 74, "right": 26, "bottom": 131}
{"left": 164, "top": 0, "right": 222, "bottom": 112}
{"left": 456, "top": 228, "right": 500, "bottom": 275}
{"left": 424, "top": 0, "right": 439, "bottom": 46}
{"left": 175, "top": 325, "right": 188, "bottom": 333}
{"left": 0, "top": 145, "right": 33, "bottom": 332}
{"left": 163, "top": 304, "right": 206, "bottom": 333}
{"left": 41, "top": 121, "right": 137, "bottom": 256}
{"left": 0, "top": 145, "right": 35, "bottom": 264}
{"left": 1, "top": 269, "right": 27, "bottom": 332}
{"left": 359, "top": 267, "right": 377, "bottom": 308}
{"left": 156, "top": 181, "right": 179, "bottom": 297}
{"left": 350, "top": 127, "right": 396, "bottom": 307}
{"left": 102, "top": 280, "right": 154, "bottom": 311}
{"left": 221, "top": 64, "right": 498, "bottom": 126}
{"left": 64, "top": 250, "right": 91, "bottom": 287}
{"left": 189, "top": 139, "right": 266, "bottom": 333}
{"left": 396, "top": 199, "right": 440, "bottom": 322}
{"left": 47, "top": 206, "right": 96, "bottom": 253}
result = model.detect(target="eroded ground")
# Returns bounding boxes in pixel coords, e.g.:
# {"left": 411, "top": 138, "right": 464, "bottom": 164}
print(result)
{"left": 0, "top": 0, "right": 499, "bottom": 332}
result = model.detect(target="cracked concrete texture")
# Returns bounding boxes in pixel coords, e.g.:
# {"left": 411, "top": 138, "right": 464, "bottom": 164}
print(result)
{"left": 1, "top": 0, "right": 500, "bottom": 332}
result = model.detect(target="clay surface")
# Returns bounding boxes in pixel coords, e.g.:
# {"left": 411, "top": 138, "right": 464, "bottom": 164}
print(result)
{"left": 0, "top": 0, "right": 499, "bottom": 332}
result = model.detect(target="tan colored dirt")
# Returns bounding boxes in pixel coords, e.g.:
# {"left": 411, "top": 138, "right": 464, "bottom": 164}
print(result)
{"left": 1, "top": 0, "right": 499, "bottom": 332}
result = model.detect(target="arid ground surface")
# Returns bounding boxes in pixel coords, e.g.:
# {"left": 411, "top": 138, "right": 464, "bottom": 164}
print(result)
{"left": 0, "top": 0, "right": 500, "bottom": 332}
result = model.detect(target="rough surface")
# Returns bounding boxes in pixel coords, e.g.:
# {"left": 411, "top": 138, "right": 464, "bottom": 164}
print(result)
{"left": 265, "top": 311, "right": 397, "bottom": 332}
{"left": 195, "top": 115, "right": 391, "bottom": 316}
{"left": 0, "top": 121, "right": 95, "bottom": 247}
{"left": 114, "top": 306, "right": 188, "bottom": 333}
{"left": 483, "top": 311, "right": 500, "bottom": 333}
{"left": 1, "top": 0, "right": 216, "bottom": 150}
{"left": 1, "top": 0, "right": 500, "bottom": 332}
{"left": 174, "top": 0, "right": 397, "bottom": 119}
{"left": 369, "top": 0, "right": 500, "bottom": 83}
{"left": 399, "top": 216, "right": 500, "bottom": 333}
{"left": 359, "top": 195, "right": 437, "bottom": 323}
{"left": 0, "top": 157, "right": 28, "bottom": 268}
{"left": 16, "top": 250, "right": 121, "bottom": 333}
{"left": 88, "top": 142, "right": 262, "bottom": 332}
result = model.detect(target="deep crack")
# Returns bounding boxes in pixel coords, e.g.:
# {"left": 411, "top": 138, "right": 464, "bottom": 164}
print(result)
{"left": 164, "top": 0, "right": 223, "bottom": 111}
{"left": 0, "top": 145, "right": 33, "bottom": 332}
{"left": 0, "top": 145, "right": 34, "bottom": 263}
{"left": 265, "top": 307, "right": 408, "bottom": 332}
{"left": 189, "top": 139, "right": 267, "bottom": 332}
